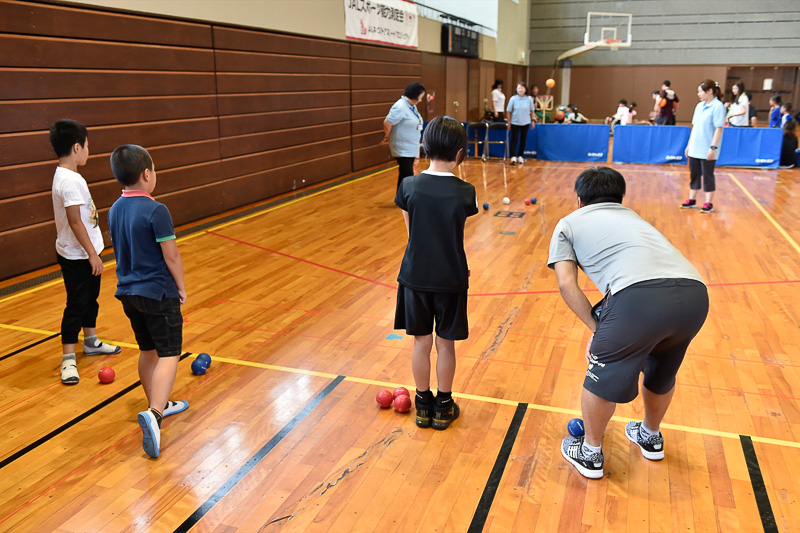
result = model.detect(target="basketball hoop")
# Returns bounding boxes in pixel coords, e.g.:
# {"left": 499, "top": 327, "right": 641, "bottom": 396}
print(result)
{"left": 605, "top": 38, "right": 623, "bottom": 51}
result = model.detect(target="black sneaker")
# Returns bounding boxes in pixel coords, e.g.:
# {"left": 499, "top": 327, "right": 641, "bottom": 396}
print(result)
{"left": 432, "top": 400, "right": 459, "bottom": 430}
{"left": 561, "top": 436, "right": 604, "bottom": 479}
{"left": 700, "top": 202, "right": 714, "bottom": 214}
{"left": 625, "top": 421, "right": 665, "bottom": 460}
{"left": 680, "top": 199, "right": 696, "bottom": 209}
{"left": 415, "top": 401, "right": 434, "bottom": 428}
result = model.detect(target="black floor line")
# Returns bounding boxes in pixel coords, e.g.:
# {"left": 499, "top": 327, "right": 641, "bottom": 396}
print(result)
{"left": 173, "top": 375, "right": 346, "bottom": 533}
{"left": 0, "top": 163, "right": 394, "bottom": 297}
{"left": 0, "top": 333, "right": 60, "bottom": 362}
{"left": 468, "top": 402, "right": 528, "bottom": 533}
{"left": 740, "top": 435, "right": 779, "bottom": 533}
{"left": 0, "top": 352, "right": 191, "bottom": 470}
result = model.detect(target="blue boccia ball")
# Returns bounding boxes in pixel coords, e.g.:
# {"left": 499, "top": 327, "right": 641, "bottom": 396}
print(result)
{"left": 483, "top": 202, "right": 490, "bottom": 211}
{"left": 531, "top": 197, "right": 537, "bottom": 205}
{"left": 196, "top": 352, "right": 212, "bottom": 368}
{"left": 568, "top": 418, "right": 585, "bottom": 437}
{"left": 191, "top": 359, "right": 207, "bottom": 375}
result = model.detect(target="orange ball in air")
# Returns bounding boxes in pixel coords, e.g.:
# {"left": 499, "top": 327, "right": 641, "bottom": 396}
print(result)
{"left": 546, "top": 78, "right": 556, "bottom": 88}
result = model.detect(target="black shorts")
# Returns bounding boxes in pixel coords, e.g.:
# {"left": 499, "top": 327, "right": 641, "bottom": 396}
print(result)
{"left": 585, "top": 278, "right": 709, "bottom": 403}
{"left": 394, "top": 285, "right": 469, "bottom": 341}
{"left": 118, "top": 295, "right": 183, "bottom": 357}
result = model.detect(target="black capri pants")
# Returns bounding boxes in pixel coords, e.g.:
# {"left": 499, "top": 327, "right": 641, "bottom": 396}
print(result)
{"left": 586, "top": 278, "right": 709, "bottom": 404}
{"left": 688, "top": 156, "right": 716, "bottom": 192}
{"left": 509, "top": 124, "right": 529, "bottom": 158}
{"left": 57, "top": 254, "right": 101, "bottom": 344}
{"left": 396, "top": 157, "right": 416, "bottom": 191}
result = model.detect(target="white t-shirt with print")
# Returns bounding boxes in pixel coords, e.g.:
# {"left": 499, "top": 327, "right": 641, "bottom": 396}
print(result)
{"left": 52, "top": 166, "right": 104, "bottom": 259}
{"left": 728, "top": 94, "right": 749, "bottom": 127}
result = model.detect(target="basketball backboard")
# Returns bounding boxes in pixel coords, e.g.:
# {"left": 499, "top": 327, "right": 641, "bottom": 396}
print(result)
{"left": 585, "top": 12, "right": 632, "bottom": 49}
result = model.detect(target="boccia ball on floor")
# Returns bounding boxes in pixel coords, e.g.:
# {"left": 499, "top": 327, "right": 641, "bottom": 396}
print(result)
{"left": 394, "top": 394, "right": 411, "bottom": 413}
{"left": 191, "top": 359, "right": 207, "bottom": 375}
{"left": 531, "top": 197, "right": 537, "bottom": 204}
{"left": 503, "top": 197, "right": 510, "bottom": 205}
{"left": 376, "top": 390, "right": 394, "bottom": 408}
{"left": 393, "top": 387, "right": 409, "bottom": 399}
{"left": 483, "top": 202, "right": 490, "bottom": 211}
{"left": 568, "top": 418, "right": 585, "bottom": 437}
{"left": 196, "top": 353, "right": 212, "bottom": 368}
{"left": 98, "top": 367, "right": 115, "bottom": 384}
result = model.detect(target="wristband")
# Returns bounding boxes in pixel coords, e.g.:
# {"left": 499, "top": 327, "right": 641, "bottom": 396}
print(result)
{"left": 710, "top": 145, "right": 718, "bottom": 149}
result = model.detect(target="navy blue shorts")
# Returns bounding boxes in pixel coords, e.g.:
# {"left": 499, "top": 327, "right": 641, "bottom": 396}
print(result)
{"left": 118, "top": 295, "right": 183, "bottom": 357}
{"left": 586, "top": 278, "right": 708, "bottom": 403}
{"left": 394, "top": 285, "right": 469, "bottom": 341}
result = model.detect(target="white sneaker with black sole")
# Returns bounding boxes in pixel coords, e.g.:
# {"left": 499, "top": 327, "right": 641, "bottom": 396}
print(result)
{"left": 60, "top": 359, "right": 79, "bottom": 385}
{"left": 561, "top": 436, "right": 604, "bottom": 479}
{"left": 625, "top": 421, "right": 665, "bottom": 460}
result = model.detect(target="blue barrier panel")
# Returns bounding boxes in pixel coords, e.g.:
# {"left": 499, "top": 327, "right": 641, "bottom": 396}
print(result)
{"left": 536, "top": 124, "right": 609, "bottom": 162}
{"left": 613, "top": 125, "right": 691, "bottom": 164}
{"left": 717, "top": 127, "right": 781, "bottom": 168}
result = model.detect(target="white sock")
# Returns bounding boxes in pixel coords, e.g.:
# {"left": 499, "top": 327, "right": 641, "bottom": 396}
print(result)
{"left": 582, "top": 440, "right": 602, "bottom": 455}
{"left": 639, "top": 423, "right": 659, "bottom": 438}
{"left": 62, "top": 352, "right": 76, "bottom": 363}
{"left": 84, "top": 335, "right": 99, "bottom": 347}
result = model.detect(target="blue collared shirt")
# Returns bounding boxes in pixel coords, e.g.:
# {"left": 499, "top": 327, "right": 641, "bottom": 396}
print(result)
{"left": 385, "top": 97, "right": 423, "bottom": 158}
{"left": 688, "top": 98, "right": 725, "bottom": 159}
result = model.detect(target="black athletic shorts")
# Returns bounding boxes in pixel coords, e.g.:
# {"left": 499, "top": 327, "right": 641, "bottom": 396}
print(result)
{"left": 394, "top": 285, "right": 469, "bottom": 341}
{"left": 585, "top": 278, "right": 708, "bottom": 403}
{"left": 118, "top": 294, "right": 183, "bottom": 357}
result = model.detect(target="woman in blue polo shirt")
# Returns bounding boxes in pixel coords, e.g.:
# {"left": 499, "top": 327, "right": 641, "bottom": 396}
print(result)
{"left": 681, "top": 79, "right": 725, "bottom": 214}
{"left": 383, "top": 82, "right": 426, "bottom": 191}
{"left": 506, "top": 82, "right": 536, "bottom": 165}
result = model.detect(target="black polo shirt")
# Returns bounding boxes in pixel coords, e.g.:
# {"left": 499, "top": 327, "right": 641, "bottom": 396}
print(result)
{"left": 395, "top": 171, "right": 478, "bottom": 292}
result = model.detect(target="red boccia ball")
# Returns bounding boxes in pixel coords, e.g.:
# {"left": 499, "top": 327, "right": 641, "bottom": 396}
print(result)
{"left": 394, "top": 394, "right": 412, "bottom": 413}
{"left": 393, "top": 387, "right": 410, "bottom": 399}
{"left": 376, "top": 390, "right": 394, "bottom": 408}
{"left": 98, "top": 367, "right": 115, "bottom": 384}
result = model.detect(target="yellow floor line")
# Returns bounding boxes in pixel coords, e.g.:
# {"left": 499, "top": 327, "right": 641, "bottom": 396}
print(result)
{"left": 728, "top": 172, "right": 800, "bottom": 256}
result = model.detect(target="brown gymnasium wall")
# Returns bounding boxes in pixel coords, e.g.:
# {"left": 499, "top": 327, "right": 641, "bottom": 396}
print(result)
{"left": 0, "top": 0, "right": 524, "bottom": 280}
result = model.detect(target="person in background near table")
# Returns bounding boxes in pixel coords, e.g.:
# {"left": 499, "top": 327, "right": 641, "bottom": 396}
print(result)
{"left": 656, "top": 80, "right": 679, "bottom": 125}
{"left": 681, "top": 79, "right": 725, "bottom": 214}
{"left": 779, "top": 120, "right": 797, "bottom": 169}
{"left": 780, "top": 103, "right": 795, "bottom": 128}
{"left": 725, "top": 82, "right": 749, "bottom": 127}
{"left": 491, "top": 79, "right": 505, "bottom": 122}
{"left": 506, "top": 82, "right": 536, "bottom": 166}
{"left": 383, "top": 82, "right": 426, "bottom": 192}
{"left": 769, "top": 95, "right": 782, "bottom": 128}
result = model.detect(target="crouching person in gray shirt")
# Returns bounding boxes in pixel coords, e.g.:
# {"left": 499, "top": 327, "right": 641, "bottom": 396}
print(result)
{"left": 548, "top": 167, "right": 708, "bottom": 479}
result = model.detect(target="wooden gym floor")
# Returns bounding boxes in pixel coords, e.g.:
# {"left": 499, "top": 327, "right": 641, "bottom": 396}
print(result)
{"left": 0, "top": 159, "right": 799, "bottom": 532}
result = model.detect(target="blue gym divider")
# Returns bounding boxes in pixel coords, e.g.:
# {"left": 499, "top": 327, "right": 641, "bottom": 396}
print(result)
{"left": 536, "top": 124, "right": 610, "bottom": 162}
{"left": 716, "top": 127, "right": 781, "bottom": 168}
{"left": 613, "top": 125, "right": 690, "bottom": 164}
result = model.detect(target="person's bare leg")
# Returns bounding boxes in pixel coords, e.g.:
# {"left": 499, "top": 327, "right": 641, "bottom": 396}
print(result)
{"left": 642, "top": 384, "right": 676, "bottom": 431}
{"left": 146, "top": 356, "right": 179, "bottom": 413}
{"left": 411, "top": 335, "right": 433, "bottom": 391}
{"left": 704, "top": 191, "right": 715, "bottom": 204}
{"left": 434, "top": 337, "right": 456, "bottom": 392}
{"left": 138, "top": 349, "right": 159, "bottom": 406}
{"left": 582, "top": 387, "right": 617, "bottom": 448}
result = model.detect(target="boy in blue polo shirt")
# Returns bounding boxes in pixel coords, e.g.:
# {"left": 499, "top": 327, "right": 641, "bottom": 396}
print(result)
{"left": 108, "top": 144, "right": 188, "bottom": 459}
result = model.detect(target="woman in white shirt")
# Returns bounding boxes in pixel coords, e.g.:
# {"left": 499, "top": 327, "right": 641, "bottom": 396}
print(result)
{"left": 725, "top": 82, "right": 749, "bottom": 127}
{"left": 491, "top": 79, "right": 505, "bottom": 122}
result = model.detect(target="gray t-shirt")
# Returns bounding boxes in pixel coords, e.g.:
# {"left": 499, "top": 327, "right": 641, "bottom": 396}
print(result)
{"left": 547, "top": 203, "right": 704, "bottom": 294}
{"left": 385, "top": 97, "right": 423, "bottom": 158}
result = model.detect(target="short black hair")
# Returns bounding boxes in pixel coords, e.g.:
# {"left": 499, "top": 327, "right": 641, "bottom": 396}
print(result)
{"left": 574, "top": 167, "right": 626, "bottom": 205}
{"left": 49, "top": 119, "right": 88, "bottom": 158}
{"left": 771, "top": 94, "right": 782, "bottom": 105}
{"left": 404, "top": 81, "right": 426, "bottom": 99}
{"left": 422, "top": 115, "right": 467, "bottom": 163}
{"left": 110, "top": 144, "right": 153, "bottom": 186}
{"left": 618, "top": 99, "right": 628, "bottom": 105}
{"left": 663, "top": 80, "right": 671, "bottom": 87}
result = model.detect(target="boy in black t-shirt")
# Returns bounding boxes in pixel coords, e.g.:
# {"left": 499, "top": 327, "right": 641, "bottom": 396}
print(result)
{"left": 394, "top": 116, "right": 479, "bottom": 430}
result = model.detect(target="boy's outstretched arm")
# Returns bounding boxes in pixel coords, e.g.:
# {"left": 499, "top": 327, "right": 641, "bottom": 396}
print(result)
{"left": 553, "top": 260, "right": 595, "bottom": 332}
{"left": 401, "top": 209, "right": 410, "bottom": 236}
{"left": 65, "top": 205, "right": 103, "bottom": 275}
{"left": 160, "top": 239, "right": 187, "bottom": 304}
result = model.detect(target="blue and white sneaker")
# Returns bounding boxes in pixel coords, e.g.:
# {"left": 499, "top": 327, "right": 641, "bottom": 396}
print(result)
{"left": 163, "top": 400, "right": 189, "bottom": 418}
{"left": 137, "top": 410, "right": 161, "bottom": 459}
{"left": 625, "top": 421, "right": 665, "bottom": 460}
{"left": 561, "top": 436, "right": 604, "bottom": 479}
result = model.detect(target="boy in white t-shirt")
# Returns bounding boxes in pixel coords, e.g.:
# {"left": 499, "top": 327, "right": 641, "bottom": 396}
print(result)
{"left": 50, "top": 119, "right": 120, "bottom": 385}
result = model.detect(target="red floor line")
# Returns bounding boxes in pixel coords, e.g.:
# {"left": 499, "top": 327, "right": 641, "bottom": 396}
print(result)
{"left": 0, "top": 353, "right": 124, "bottom": 415}
{"left": 205, "top": 231, "right": 397, "bottom": 289}
{"left": 0, "top": 428, "right": 140, "bottom": 528}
